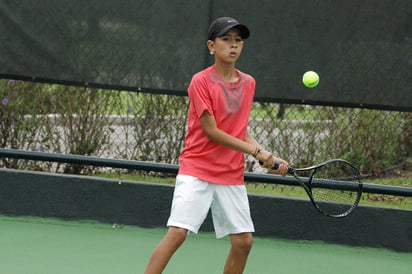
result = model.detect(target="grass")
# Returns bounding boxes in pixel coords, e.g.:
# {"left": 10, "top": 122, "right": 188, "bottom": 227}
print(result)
{"left": 94, "top": 171, "right": 412, "bottom": 211}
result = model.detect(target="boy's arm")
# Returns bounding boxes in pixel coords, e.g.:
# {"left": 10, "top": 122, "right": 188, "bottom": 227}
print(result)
{"left": 244, "top": 131, "right": 289, "bottom": 173}
{"left": 199, "top": 111, "right": 288, "bottom": 174}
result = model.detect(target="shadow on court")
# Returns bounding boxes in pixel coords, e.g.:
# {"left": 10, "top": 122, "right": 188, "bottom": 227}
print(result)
{"left": 0, "top": 215, "right": 411, "bottom": 274}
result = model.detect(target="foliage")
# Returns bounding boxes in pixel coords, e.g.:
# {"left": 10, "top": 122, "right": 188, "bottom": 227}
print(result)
{"left": 0, "top": 80, "right": 120, "bottom": 174}
{"left": 0, "top": 81, "right": 44, "bottom": 168}
{"left": 323, "top": 108, "right": 411, "bottom": 174}
{"left": 116, "top": 93, "right": 187, "bottom": 164}
{"left": 0, "top": 80, "right": 410, "bottom": 183}
{"left": 251, "top": 104, "right": 411, "bottom": 177}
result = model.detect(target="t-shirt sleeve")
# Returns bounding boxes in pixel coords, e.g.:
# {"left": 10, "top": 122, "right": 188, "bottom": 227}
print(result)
{"left": 188, "top": 74, "right": 213, "bottom": 117}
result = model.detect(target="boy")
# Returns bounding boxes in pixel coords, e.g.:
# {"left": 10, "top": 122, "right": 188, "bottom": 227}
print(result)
{"left": 144, "top": 17, "right": 289, "bottom": 274}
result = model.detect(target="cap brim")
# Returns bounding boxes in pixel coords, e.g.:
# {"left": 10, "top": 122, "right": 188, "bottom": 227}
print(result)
{"left": 215, "top": 24, "right": 250, "bottom": 39}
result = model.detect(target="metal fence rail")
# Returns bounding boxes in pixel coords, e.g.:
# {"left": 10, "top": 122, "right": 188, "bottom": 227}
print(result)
{"left": 1, "top": 148, "right": 411, "bottom": 197}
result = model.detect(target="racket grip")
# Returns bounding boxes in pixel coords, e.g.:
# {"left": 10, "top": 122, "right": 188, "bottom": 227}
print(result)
{"left": 259, "top": 161, "right": 294, "bottom": 174}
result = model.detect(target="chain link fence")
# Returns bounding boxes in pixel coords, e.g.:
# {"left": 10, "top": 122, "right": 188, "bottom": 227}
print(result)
{"left": 1, "top": 79, "right": 411, "bottom": 186}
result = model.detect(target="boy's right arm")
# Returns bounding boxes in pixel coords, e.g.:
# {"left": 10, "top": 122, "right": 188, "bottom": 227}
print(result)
{"left": 199, "top": 111, "right": 288, "bottom": 175}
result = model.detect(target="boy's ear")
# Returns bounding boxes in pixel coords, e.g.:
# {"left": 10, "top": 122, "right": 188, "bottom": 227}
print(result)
{"left": 207, "top": 40, "right": 215, "bottom": 52}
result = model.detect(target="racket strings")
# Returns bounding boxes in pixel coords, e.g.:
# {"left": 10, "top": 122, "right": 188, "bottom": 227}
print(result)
{"left": 309, "top": 162, "right": 362, "bottom": 216}
{"left": 311, "top": 186, "right": 358, "bottom": 214}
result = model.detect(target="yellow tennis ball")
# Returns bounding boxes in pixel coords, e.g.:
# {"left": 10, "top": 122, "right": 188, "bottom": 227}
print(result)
{"left": 302, "top": 71, "right": 319, "bottom": 88}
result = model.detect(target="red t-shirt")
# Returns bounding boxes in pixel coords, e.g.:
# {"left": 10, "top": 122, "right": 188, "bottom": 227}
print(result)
{"left": 178, "top": 65, "right": 256, "bottom": 185}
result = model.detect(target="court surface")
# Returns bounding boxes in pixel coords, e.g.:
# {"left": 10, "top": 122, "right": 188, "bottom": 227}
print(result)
{"left": 0, "top": 215, "right": 411, "bottom": 274}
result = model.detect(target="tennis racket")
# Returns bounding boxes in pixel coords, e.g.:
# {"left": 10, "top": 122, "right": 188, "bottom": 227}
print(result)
{"left": 260, "top": 159, "right": 363, "bottom": 218}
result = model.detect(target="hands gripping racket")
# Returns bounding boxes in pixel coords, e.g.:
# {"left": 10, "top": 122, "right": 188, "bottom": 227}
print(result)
{"left": 261, "top": 159, "right": 363, "bottom": 218}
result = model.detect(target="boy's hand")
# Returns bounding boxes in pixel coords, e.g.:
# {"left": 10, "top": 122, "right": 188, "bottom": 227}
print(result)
{"left": 257, "top": 151, "right": 289, "bottom": 177}
{"left": 267, "top": 156, "right": 289, "bottom": 177}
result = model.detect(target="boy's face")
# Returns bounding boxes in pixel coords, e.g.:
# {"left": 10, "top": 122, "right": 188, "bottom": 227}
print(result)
{"left": 208, "top": 28, "right": 244, "bottom": 63}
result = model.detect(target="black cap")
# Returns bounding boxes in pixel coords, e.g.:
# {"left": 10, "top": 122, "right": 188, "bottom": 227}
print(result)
{"left": 207, "top": 17, "right": 250, "bottom": 40}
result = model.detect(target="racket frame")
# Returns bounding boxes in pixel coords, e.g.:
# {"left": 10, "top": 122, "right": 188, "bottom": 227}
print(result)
{"left": 270, "top": 159, "right": 363, "bottom": 218}
{"left": 290, "top": 159, "right": 363, "bottom": 218}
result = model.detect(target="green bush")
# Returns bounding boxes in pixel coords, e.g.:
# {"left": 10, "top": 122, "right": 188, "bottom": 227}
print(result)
{"left": 0, "top": 80, "right": 44, "bottom": 168}
{"left": 0, "top": 80, "right": 410, "bottom": 181}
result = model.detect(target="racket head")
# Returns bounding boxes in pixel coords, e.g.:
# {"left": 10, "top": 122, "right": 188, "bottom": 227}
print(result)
{"left": 294, "top": 159, "right": 363, "bottom": 218}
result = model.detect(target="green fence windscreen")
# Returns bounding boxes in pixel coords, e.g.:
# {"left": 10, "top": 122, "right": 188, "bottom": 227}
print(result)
{"left": 0, "top": 0, "right": 411, "bottom": 111}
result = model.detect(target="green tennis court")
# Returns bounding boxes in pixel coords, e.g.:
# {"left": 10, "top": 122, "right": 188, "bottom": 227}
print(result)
{"left": 1, "top": 215, "right": 410, "bottom": 274}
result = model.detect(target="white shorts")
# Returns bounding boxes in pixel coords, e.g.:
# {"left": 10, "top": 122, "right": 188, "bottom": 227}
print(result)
{"left": 167, "top": 174, "right": 255, "bottom": 238}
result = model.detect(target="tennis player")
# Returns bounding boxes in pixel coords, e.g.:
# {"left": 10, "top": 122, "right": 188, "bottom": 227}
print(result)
{"left": 144, "top": 17, "right": 289, "bottom": 274}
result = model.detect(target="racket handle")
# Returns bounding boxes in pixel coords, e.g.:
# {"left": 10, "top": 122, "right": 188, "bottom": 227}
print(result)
{"left": 259, "top": 161, "right": 294, "bottom": 174}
